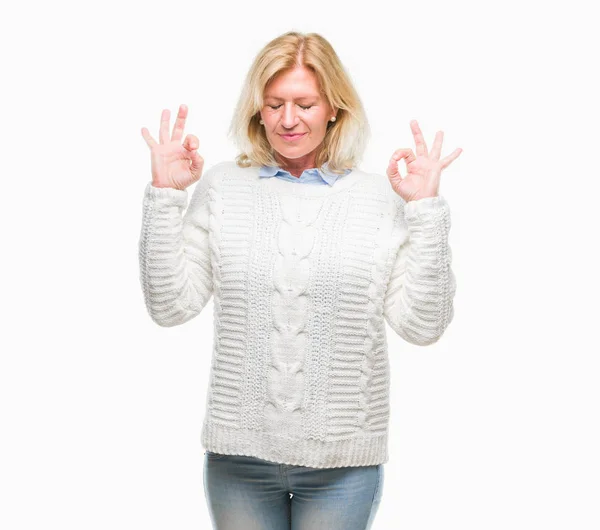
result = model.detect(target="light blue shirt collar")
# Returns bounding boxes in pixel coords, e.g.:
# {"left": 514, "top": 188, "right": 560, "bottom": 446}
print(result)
{"left": 258, "top": 161, "right": 351, "bottom": 186}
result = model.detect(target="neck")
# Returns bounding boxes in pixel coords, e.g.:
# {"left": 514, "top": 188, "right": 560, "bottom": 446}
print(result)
{"left": 274, "top": 152, "right": 317, "bottom": 177}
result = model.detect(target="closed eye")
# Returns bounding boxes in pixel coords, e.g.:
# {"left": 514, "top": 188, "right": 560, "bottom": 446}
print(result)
{"left": 268, "top": 104, "right": 313, "bottom": 110}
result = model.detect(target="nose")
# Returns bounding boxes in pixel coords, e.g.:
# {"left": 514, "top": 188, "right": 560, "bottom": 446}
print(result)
{"left": 281, "top": 103, "right": 300, "bottom": 129}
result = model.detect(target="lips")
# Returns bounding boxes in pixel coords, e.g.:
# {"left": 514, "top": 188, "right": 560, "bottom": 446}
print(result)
{"left": 280, "top": 133, "right": 306, "bottom": 141}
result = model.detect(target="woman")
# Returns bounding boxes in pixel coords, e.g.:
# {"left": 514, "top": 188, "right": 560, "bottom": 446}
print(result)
{"left": 139, "top": 31, "right": 461, "bottom": 530}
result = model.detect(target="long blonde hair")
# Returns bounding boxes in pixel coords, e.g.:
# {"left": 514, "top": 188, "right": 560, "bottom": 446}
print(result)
{"left": 227, "top": 31, "right": 370, "bottom": 175}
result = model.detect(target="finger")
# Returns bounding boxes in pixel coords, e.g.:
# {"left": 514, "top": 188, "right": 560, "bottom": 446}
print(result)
{"left": 190, "top": 149, "right": 204, "bottom": 174}
{"left": 430, "top": 131, "right": 444, "bottom": 161}
{"left": 183, "top": 134, "right": 199, "bottom": 151}
{"left": 410, "top": 120, "right": 428, "bottom": 157}
{"left": 387, "top": 156, "right": 402, "bottom": 180}
{"left": 159, "top": 108, "right": 170, "bottom": 144}
{"left": 387, "top": 149, "right": 415, "bottom": 181}
{"left": 171, "top": 104, "right": 188, "bottom": 142}
{"left": 141, "top": 127, "right": 157, "bottom": 149}
{"left": 440, "top": 148, "right": 463, "bottom": 169}
{"left": 390, "top": 148, "right": 416, "bottom": 166}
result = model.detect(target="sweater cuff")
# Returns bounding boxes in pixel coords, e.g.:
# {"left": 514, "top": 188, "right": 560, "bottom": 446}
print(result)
{"left": 144, "top": 182, "right": 188, "bottom": 205}
{"left": 403, "top": 195, "right": 448, "bottom": 223}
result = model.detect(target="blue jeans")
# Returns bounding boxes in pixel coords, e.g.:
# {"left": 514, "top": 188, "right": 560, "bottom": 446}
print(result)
{"left": 203, "top": 450, "right": 384, "bottom": 530}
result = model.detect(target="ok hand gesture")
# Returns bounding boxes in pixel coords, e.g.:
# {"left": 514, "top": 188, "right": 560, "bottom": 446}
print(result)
{"left": 141, "top": 104, "right": 204, "bottom": 191}
{"left": 386, "top": 120, "right": 462, "bottom": 202}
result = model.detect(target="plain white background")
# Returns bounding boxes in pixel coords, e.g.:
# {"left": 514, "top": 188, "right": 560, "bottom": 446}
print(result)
{"left": 2, "top": 0, "right": 599, "bottom": 528}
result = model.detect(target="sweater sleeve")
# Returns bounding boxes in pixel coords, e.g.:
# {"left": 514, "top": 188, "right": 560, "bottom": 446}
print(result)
{"left": 383, "top": 194, "right": 456, "bottom": 346}
{"left": 138, "top": 172, "right": 214, "bottom": 327}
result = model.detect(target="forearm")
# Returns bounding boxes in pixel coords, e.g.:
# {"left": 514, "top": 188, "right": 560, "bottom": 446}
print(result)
{"left": 384, "top": 195, "right": 456, "bottom": 345}
{"left": 138, "top": 182, "right": 213, "bottom": 327}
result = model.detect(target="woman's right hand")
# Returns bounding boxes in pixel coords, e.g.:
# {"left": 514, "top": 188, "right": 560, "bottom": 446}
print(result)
{"left": 141, "top": 104, "right": 204, "bottom": 191}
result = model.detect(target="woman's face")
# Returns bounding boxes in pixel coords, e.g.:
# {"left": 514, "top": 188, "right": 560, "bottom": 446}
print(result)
{"left": 260, "top": 66, "right": 335, "bottom": 170}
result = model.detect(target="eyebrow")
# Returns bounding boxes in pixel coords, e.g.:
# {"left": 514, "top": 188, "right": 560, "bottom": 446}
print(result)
{"left": 264, "top": 95, "right": 319, "bottom": 101}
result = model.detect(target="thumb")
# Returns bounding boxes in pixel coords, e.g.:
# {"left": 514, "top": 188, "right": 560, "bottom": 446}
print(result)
{"left": 189, "top": 149, "right": 204, "bottom": 173}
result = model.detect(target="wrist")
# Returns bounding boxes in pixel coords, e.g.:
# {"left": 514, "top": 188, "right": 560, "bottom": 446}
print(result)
{"left": 406, "top": 193, "right": 438, "bottom": 202}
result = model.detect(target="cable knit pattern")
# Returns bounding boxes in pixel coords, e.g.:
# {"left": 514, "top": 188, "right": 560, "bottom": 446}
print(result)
{"left": 265, "top": 195, "right": 320, "bottom": 438}
{"left": 138, "top": 161, "right": 456, "bottom": 468}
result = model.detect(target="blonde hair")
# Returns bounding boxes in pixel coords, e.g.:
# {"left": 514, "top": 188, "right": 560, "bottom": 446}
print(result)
{"left": 227, "top": 31, "right": 370, "bottom": 175}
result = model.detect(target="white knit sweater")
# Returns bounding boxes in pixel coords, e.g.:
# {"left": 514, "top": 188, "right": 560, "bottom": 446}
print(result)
{"left": 138, "top": 160, "right": 456, "bottom": 468}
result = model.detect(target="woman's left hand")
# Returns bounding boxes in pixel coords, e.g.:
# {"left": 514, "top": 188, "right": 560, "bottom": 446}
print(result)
{"left": 386, "top": 120, "right": 463, "bottom": 202}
